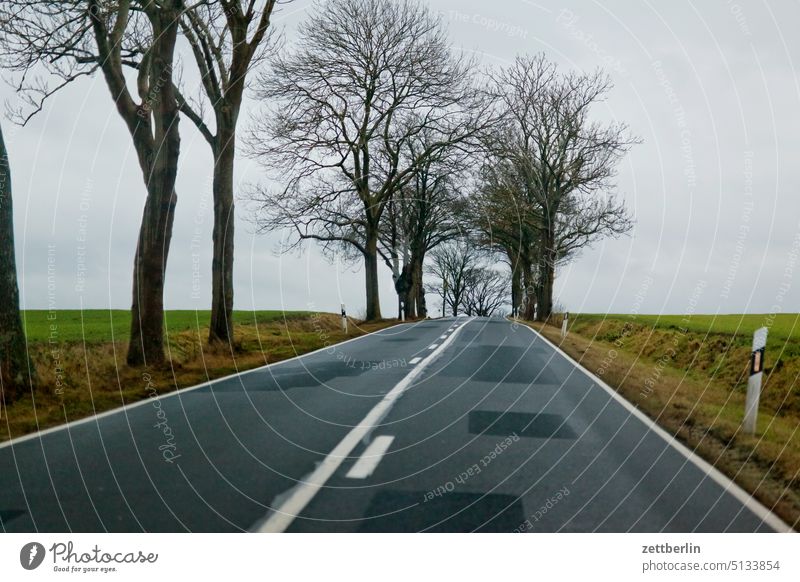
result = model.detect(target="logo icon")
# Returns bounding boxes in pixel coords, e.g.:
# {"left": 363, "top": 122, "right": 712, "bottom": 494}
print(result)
{"left": 20, "top": 542, "right": 46, "bottom": 570}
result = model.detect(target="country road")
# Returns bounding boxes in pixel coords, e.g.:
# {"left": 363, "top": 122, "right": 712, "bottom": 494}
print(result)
{"left": 0, "top": 317, "right": 789, "bottom": 533}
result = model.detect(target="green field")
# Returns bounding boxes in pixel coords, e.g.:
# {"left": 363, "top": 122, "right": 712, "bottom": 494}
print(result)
{"left": 21, "top": 310, "right": 312, "bottom": 343}
{"left": 574, "top": 313, "right": 800, "bottom": 342}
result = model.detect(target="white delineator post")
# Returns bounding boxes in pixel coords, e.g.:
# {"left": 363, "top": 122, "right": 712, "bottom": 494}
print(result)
{"left": 743, "top": 326, "right": 768, "bottom": 435}
{"left": 341, "top": 303, "right": 348, "bottom": 333}
{"left": 561, "top": 312, "right": 569, "bottom": 339}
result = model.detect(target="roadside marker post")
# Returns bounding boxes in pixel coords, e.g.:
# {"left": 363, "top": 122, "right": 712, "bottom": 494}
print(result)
{"left": 743, "top": 327, "right": 768, "bottom": 435}
{"left": 561, "top": 312, "right": 569, "bottom": 339}
{"left": 341, "top": 303, "right": 348, "bottom": 333}
{"left": 400, "top": 301, "right": 406, "bottom": 322}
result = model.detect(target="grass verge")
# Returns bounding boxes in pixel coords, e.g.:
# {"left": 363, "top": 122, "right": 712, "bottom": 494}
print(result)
{"left": 1, "top": 311, "right": 399, "bottom": 443}
{"left": 523, "top": 318, "right": 799, "bottom": 530}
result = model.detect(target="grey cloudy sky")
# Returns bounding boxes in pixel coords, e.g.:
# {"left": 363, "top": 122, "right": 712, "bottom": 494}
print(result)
{"left": 5, "top": 0, "right": 800, "bottom": 317}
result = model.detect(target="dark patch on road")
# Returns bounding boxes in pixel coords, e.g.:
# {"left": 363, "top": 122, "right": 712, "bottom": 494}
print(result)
{"left": 444, "top": 346, "right": 558, "bottom": 384}
{"left": 0, "top": 509, "right": 25, "bottom": 523}
{"left": 357, "top": 490, "right": 524, "bottom": 532}
{"left": 469, "top": 410, "right": 576, "bottom": 439}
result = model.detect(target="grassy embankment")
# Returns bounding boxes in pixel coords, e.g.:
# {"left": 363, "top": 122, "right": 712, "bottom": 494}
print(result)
{"left": 1, "top": 310, "right": 397, "bottom": 442}
{"left": 528, "top": 313, "right": 800, "bottom": 530}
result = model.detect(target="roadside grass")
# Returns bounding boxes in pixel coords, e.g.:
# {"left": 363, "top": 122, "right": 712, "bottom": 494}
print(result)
{"left": 20, "top": 309, "right": 311, "bottom": 343}
{"left": 1, "top": 311, "right": 398, "bottom": 443}
{"left": 575, "top": 313, "right": 800, "bottom": 343}
{"left": 525, "top": 317, "right": 800, "bottom": 530}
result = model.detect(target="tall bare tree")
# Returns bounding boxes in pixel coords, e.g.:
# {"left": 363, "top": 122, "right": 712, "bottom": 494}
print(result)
{"left": 247, "top": 0, "right": 485, "bottom": 321}
{"left": 379, "top": 129, "right": 473, "bottom": 319}
{"left": 0, "top": 0, "right": 184, "bottom": 366}
{"left": 470, "top": 154, "right": 539, "bottom": 319}
{"left": 0, "top": 122, "right": 35, "bottom": 404}
{"left": 491, "top": 55, "right": 636, "bottom": 320}
{"left": 177, "top": 0, "right": 282, "bottom": 344}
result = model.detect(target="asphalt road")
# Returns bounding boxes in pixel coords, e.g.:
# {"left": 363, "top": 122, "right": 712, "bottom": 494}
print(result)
{"left": 0, "top": 317, "right": 789, "bottom": 532}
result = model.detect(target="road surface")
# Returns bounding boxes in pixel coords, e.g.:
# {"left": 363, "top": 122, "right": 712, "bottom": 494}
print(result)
{"left": 0, "top": 317, "right": 789, "bottom": 532}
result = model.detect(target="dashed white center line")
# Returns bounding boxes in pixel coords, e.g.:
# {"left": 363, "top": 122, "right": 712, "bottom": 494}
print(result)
{"left": 253, "top": 317, "right": 474, "bottom": 533}
{"left": 428, "top": 344, "right": 438, "bottom": 350}
{"left": 345, "top": 436, "right": 395, "bottom": 479}
{"left": 440, "top": 335, "right": 447, "bottom": 339}
{"left": 409, "top": 357, "right": 422, "bottom": 365}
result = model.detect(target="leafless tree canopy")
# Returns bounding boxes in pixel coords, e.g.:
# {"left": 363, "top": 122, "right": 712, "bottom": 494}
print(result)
{"left": 480, "top": 54, "right": 637, "bottom": 320}
{"left": 246, "top": 0, "right": 490, "bottom": 320}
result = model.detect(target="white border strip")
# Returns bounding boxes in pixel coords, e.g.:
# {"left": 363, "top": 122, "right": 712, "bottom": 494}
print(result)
{"left": 254, "top": 317, "right": 473, "bottom": 532}
{"left": 523, "top": 324, "right": 793, "bottom": 533}
{"left": 0, "top": 321, "right": 415, "bottom": 451}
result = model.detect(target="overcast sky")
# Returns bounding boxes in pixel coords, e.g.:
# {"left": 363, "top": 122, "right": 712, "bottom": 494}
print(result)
{"left": 5, "top": 0, "right": 800, "bottom": 318}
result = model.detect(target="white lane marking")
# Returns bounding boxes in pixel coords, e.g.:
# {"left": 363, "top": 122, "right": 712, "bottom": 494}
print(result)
{"left": 345, "top": 436, "right": 395, "bottom": 479}
{"left": 409, "top": 357, "right": 422, "bottom": 365}
{"left": 0, "top": 321, "right": 415, "bottom": 451}
{"left": 428, "top": 344, "right": 438, "bottom": 350}
{"left": 255, "top": 318, "right": 473, "bottom": 532}
{"left": 522, "top": 325, "right": 794, "bottom": 533}
{"left": 440, "top": 335, "right": 448, "bottom": 339}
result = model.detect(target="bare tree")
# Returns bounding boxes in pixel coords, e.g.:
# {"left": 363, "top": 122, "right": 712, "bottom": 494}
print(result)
{"left": 379, "top": 129, "right": 473, "bottom": 320}
{"left": 491, "top": 55, "right": 636, "bottom": 321}
{"left": 470, "top": 153, "right": 538, "bottom": 319}
{"left": 462, "top": 267, "right": 509, "bottom": 317}
{"left": 246, "top": 0, "right": 485, "bottom": 321}
{"left": 177, "top": 0, "right": 283, "bottom": 345}
{"left": 427, "top": 242, "right": 477, "bottom": 317}
{"left": 0, "top": 0, "right": 185, "bottom": 366}
{"left": 0, "top": 122, "right": 35, "bottom": 405}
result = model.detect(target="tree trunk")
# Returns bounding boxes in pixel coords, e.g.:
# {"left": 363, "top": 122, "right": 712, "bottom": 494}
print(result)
{"left": 536, "top": 228, "right": 556, "bottom": 322}
{"left": 208, "top": 123, "right": 236, "bottom": 345}
{"left": 126, "top": 19, "right": 181, "bottom": 367}
{"left": 521, "top": 255, "right": 536, "bottom": 320}
{"left": 396, "top": 262, "right": 414, "bottom": 320}
{"left": 127, "top": 179, "right": 178, "bottom": 367}
{"left": 509, "top": 249, "right": 522, "bottom": 317}
{"left": 0, "top": 123, "right": 35, "bottom": 402}
{"left": 414, "top": 257, "right": 427, "bottom": 318}
{"left": 364, "top": 231, "right": 382, "bottom": 321}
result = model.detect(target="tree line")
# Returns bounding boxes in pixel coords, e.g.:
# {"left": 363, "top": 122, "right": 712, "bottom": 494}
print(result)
{"left": 0, "top": 0, "right": 634, "bottom": 405}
